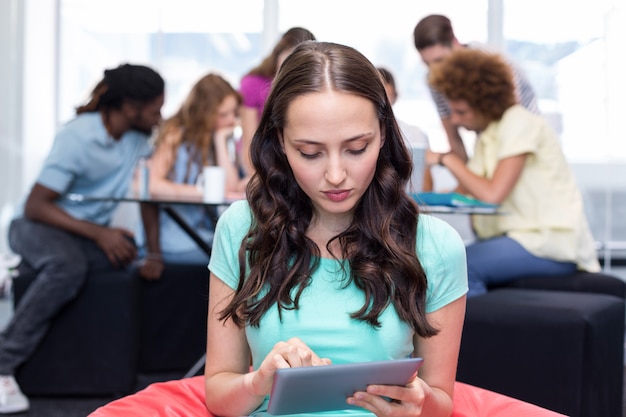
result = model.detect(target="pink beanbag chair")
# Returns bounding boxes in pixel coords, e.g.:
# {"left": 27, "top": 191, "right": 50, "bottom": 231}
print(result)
{"left": 89, "top": 376, "right": 567, "bottom": 417}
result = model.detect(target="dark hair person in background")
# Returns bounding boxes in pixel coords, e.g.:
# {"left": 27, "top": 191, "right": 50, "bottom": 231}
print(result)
{"left": 204, "top": 41, "right": 467, "bottom": 417}
{"left": 238, "top": 26, "right": 316, "bottom": 180}
{"left": 0, "top": 64, "right": 165, "bottom": 414}
{"left": 426, "top": 48, "right": 600, "bottom": 297}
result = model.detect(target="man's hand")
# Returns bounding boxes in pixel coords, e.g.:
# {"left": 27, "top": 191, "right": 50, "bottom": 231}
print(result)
{"left": 94, "top": 227, "right": 138, "bottom": 267}
{"left": 138, "top": 257, "right": 164, "bottom": 280}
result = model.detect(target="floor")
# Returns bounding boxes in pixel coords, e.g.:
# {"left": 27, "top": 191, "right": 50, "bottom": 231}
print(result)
{"left": 1, "top": 267, "right": 626, "bottom": 416}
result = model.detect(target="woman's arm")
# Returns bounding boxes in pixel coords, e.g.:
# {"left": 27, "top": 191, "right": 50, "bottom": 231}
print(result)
{"left": 347, "top": 296, "right": 466, "bottom": 417}
{"left": 441, "top": 117, "right": 468, "bottom": 163}
{"left": 148, "top": 129, "right": 201, "bottom": 198}
{"left": 213, "top": 126, "right": 246, "bottom": 197}
{"left": 412, "top": 296, "right": 466, "bottom": 416}
{"left": 426, "top": 150, "right": 526, "bottom": 204}
{"left": 204, "top": 274, "right": 260, "bottom": 416}
{"left": 204, "top": 274, "right": 331, "bottom": 416}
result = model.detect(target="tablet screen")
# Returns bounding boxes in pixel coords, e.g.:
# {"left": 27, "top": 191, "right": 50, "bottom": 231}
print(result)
{"left": 267, "top": 357, "right": 423, "bottom": 415}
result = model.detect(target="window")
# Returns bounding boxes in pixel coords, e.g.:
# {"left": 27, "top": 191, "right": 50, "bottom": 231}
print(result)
{"left": 51, "top": 0, "right": 626, "bottom": 262}
{"left": 278, "top": 0, "right": 489, "bottom": 151}
{"left": 58, "top": 0, "right": 264, "bottom": 122}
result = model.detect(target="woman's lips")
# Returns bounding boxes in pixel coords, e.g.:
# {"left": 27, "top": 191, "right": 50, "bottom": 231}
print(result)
{"left": 324, "top": 190, "right": 350, "bottom": 202}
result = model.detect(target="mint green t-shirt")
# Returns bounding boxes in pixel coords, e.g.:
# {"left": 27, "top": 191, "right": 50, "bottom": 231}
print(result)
{"left": 208, "top": 200, "right": 467, "bottom": 417}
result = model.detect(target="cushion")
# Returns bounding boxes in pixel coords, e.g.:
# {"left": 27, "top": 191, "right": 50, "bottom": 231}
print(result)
{"left": 503, "top": 271, "right": 626, "bottom": 299}
{"left": 459, "top": 288, "right": 624, "bottom": 417}
{"left": 13, "top": 264, "right": 139, "bottom": 395}
{"left": 138, "top": 263, "right": 209, "bottom": 373}
{"left": 88, "top": 376, "right": 567, "bottom": 417}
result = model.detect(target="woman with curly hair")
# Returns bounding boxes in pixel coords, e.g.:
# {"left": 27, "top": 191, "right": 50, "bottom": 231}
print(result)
{"left": 426, "top": 48, "right": 600, "bottom": 297}
{"left": 204, "top": 41, "right": 468, "bottom": 417}
{"left": 142, "top": 73, "right": 244, "bottom": 264}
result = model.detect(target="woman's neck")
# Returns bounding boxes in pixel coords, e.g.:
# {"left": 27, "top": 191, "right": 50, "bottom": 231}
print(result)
{"left": 307, "top": 214, "right": 351, "bottom": 259}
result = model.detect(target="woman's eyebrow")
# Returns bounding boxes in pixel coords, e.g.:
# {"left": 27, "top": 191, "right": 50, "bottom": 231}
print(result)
{"left": 292, "top": 132, "right": 374, "bottom": 145}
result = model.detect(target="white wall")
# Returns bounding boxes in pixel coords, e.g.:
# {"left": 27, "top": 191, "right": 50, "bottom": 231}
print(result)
{"left": 0, "top": 0, "right": 25, "bottom": 254}
{"left": 0, "top": 0, "right": 57, "bottom": 254}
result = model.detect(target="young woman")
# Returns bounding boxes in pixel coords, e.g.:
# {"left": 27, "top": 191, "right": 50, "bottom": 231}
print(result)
{"left": 238, "top": 27, "right": 316, "bottom": 178}
{"left": 204, "top": 41, "right": 468, "bottom": 417}
{"left": 143, "top": 73, "right": 244, "bottom": 264}
{"left": 426, "top": 48, "right": 600, "bottom": 297}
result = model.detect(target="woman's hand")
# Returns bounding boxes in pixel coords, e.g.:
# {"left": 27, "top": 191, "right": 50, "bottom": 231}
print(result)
{"left": 425, "top": 150, "right": 451, "bottom": 168}
{"left": 214, "top": 126, "right": 236, "bottom": 149}
{"left": 248, "top": 337, "right": 331, "bottom": 398}
{"left": 347, "top": 374, "right": 432, "bottom": 417}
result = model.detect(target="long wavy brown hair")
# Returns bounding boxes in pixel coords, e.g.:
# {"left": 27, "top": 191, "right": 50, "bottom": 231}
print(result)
{"left": 220, "top": 41, "right": 437, "bottom": 338}
{"left": 154, "top": 73, "right": 241, "bottom": 180}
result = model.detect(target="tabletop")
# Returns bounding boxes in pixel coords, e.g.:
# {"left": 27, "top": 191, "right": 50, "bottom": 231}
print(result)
{"left": 64, "top": 192, "right": 240, "bottom": 207}
{"left": 65, "top": 192, "right": 500, "bottom": 215}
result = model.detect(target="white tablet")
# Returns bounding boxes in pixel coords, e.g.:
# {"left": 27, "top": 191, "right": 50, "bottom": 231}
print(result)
{"left": 267, "top": 357, "right": 423, "bottom": 415}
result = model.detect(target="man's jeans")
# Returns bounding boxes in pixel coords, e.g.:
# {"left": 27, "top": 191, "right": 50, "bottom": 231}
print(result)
{"left": 0, "top": 218, "right": 118, "bottom": 375}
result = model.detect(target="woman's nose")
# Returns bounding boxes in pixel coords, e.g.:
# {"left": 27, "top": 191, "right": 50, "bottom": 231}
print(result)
{"left": 324, "top": 157, "right": 347, "bottom": 185}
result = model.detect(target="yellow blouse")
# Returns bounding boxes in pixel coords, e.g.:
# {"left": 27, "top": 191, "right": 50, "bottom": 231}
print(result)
{"left": 468, "top": 105, "right": 600, "bottom": 272}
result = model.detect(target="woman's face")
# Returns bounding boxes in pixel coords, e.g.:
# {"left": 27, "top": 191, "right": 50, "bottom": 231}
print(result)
{"left": 280, "top": 90, "right": 384, "bottom": 223}
{"left": 448, "top": 99, "right": 489, "bottom": 132}
{"left": 214, "top": 94, "right": 239, "bottom": 129}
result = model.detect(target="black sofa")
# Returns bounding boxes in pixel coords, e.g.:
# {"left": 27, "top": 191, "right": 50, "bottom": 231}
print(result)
{"left": 11, "top": 262, "right": 209, "bottom": 396}
{"left": 12, "top": 262, "right": 625, "bottom": 417}
{"left": 458, "top": 271, "right": 626, "bottom": 417}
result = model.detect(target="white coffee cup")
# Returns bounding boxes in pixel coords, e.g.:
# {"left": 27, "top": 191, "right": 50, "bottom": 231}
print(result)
{"left": 200, "top": 166, "right": 225, "bottom": 203}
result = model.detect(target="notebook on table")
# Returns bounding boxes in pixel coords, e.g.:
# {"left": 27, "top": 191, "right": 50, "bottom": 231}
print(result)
{"left": 267, "top": 357, "right": 424, "bottom": 415}
{"left": 413, "top": 192, "right": 499, "bottom": 210}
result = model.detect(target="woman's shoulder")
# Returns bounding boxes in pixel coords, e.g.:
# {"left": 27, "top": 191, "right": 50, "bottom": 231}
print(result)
{"left": 417, "top": 214, "right": 462, "bottom": 240}
{"left": 156, "top": 123, "right": 184, "bottom": 147}
{"left": 416, "top": 214, "right": 466, "bottom": 259}
{"left": 498, "top": 105, "right": 543, "bottom": 129}
{"left": 492, "top": 105, "right": 547, "bottom": 147}
{"left": 216, "top": 200, "right": 253, "bottom": 232}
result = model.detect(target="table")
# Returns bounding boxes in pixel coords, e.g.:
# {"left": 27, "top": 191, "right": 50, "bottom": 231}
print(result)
{"left": 415, "top": 199, "right": 504, "bottom": 245}
{"left": 65, "top": 192, "right": 238, "bottom": 256}
{"left": 64, "top": 192, "right": 498, "bottom": 250}
{"left": 418, "top": 205, "right": 501, "bottom": 215}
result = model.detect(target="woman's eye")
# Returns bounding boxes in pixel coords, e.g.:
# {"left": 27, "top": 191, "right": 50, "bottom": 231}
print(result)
{"left": 347, "top": 145, "right": 367, "bottom": 155}
{"left": 299, "top": 150, "right": 320, "bottom": 159}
